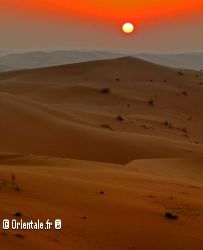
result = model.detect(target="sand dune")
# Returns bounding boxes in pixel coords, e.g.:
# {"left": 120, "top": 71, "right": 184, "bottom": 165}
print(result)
{"left": 0, "top": 57, "right": 203, "bottom": 163}
{"left": 0, "top": 154, "right": 203, "bottom": 250}
{"left": 0, "top": 57, "right": 203, "bottom": 249}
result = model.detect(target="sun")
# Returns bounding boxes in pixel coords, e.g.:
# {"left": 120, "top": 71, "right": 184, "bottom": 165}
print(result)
{"left": 122, "top": 23, "right": 134, "bottom": 34}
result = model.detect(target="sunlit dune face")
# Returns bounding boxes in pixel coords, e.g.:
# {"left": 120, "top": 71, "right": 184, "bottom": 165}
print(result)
{"left": 122, "top": 23, "right": 134, "bottom": 34}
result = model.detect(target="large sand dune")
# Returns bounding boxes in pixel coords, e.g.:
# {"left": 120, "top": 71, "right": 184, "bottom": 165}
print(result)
{"left": 0, "top": 57, "right": 203, "bottom": 249}
{"left": 0, "top": 57, "right": 203, "bottom": 163}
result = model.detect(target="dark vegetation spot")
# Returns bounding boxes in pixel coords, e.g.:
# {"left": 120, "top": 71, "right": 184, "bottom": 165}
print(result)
{"left": 195, "top": 74, "right": 199, "bottom": 78}
{"left": 163, "top": 80, "right": 167, "bottom": 83}
{"left": 168, "top": 196, "right": 174, "bottom": 200}
{"left": 148, "top": 195, "right": 155, "bottom": 198}
{"left": 199, "top": 82, "right": 203, "bottom": 85}
{"left": 14, "top": 234, "right": 25, "bottom": 239}
{"left": 116, "top": 115, "right": 124, "bottom": 121}
{"left": 149, "top": 79, "right": 154, "bottom": 82}
{"left": 115, "top": 78, "right": 120, "bottom": 82}
{"left": 52, "top": 238, "right": 59, "bottom": 243}
{"left": 99, "top": 190, "right": 104, "bottom": 195}
{"left": 189, "top": 185, "right": 201, "bottom": 189}
{"left": 14, "top": 212, "right": 22, "bottom": 217}
{"left": 164, "top": 121, "right": 173, "bottom": 129}
{"left": 188, "top": 116, "right": 192, "bottom": 121}
{"left": 165, "top": 212, "right": 178, "bottom": 220}
{"left": 13, "top": 186, "right": 21, "bottom": 192}
{"left": 148, "top": 99, "right": 155, "bottom": 106}
{"left": 181, "top": 127, "right": 188, "bottom": 133}
{"left": 82, "top": 216, "right": 87, "bottom": 219}
{"left": 101, "top": 124, "right": 113, "bottom": 130}
{"left": 142, "top": 125, "right": 149, "bottom": 130}
{"left": 127, "top": 104, "right": 131, "bottom": 107}
{"left": 9, "top": 173, "right": 21, "bottom": 192}
{"left": 100, "top": 88, "right": 111, "bottom": 94}
{"left": 128, "top": 246, "right": 137, "bottom": 249}
{"left": 11, "top": 174, "right": 16, "bottom": 183}
{"left": 2, "top": 181, "right": 7, "bottom": 187}
{"left": 177, "top": 71, "right": 184, "bottom": 76}
{"left": 181, "top": 91, "right": 188, "bottom": 96}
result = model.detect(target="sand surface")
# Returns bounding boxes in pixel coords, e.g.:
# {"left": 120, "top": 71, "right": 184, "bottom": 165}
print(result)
{"left": 0, "top": 57, "right": 203, "bottom": 249}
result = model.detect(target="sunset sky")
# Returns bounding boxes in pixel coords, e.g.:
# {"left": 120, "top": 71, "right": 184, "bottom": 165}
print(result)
{"left": 0, "top": 0, "right": 203, "bottom": 52}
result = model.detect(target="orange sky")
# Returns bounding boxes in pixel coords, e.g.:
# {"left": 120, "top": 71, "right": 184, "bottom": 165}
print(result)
{"left": 1, "top": 0, "right": 203, "bottom": 52}
{"left": 2, "top": 0, "right": 203, "bottom": 23}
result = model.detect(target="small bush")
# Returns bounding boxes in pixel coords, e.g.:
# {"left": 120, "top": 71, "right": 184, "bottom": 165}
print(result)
{"left": 15, "top": 234, "right": 25, "bottom": 239}
{"left": 100, "top": 88, "right": 111, "bottom": 94}
{"left": 101, "top": 124, "right": 113, "bottom": 130}
{"left": 165, "top": 212, "right": 178, "bottom": 220}
{"left": 11, "top": 173, "right": 16, "bottom": 184}
{"left": 148, "top": 99, "right": 155, "bottom": 106}
{"left": 182, "top": 91, "right": 188, "bottom": 96}
{"left": 116, "top": 115, "right": 124, "bottom": 121}
{"left": 164, "top": 121, "right": 173, "bottom": 129}
{"left": 181, "top": 127, "right": 188, "bottom": 133}
{"left": 177, "top": 71, "right": 184, "bottom": 76}
{"left": 14, "top": 212, "right": 22, "bottom": 217}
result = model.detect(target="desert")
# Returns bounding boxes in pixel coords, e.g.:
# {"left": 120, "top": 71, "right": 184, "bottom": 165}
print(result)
{"left": 0, "top": 57, "right": 203, "bottom": 249}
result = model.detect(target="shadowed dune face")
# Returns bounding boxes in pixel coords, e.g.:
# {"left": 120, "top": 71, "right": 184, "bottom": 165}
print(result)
{"left": 0, "top": 57, "right": 203, "bottom": 163}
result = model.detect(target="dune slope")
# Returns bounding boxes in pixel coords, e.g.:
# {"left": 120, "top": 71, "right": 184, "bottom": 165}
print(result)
{"left": 0, "top": 57, "right": 203, "bottom": 163}
{"left": 0, "top": 58, "right": 203, "bottom": 249}
{"left": 0, "top": 154, "right": 203, "bottom": 250}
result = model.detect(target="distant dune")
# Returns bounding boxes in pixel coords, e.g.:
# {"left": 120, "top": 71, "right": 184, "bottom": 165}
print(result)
{"left": 137, "top": 52, "right": 203, "bottom": 70}
{"left": 1, "top": 50, "right": 203, "bottom": 72}
{"left": 0, "top": 50, "right": 123, "bottom": 72}
{"left": 0, "top": 57, "right": 203, "bottom": 250}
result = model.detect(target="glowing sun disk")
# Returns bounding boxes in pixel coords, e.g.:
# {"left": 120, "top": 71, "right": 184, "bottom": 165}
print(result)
{"left": 122, "top": 23, "right": 134, "bottom": 34}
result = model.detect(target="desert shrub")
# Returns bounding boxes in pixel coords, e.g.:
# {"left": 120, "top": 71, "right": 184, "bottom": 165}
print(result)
{"left": 182, "top": 91, "right": 188, "bottom": 96}
{"left": 181, "top": 127, "right": 188, "bottom": 133}
{"left": 100, "top": 88, "right": 111, "bottom": 94}
{"left": 148, "top": 99, "right": 155, "bottom": 106}
{"left": 164, "top": 121, "right": 173, "bottom": 129}
{"left": 14, "top": 212, "right": 22, "bottom": 217}
{"left": 165, "top": 212, "right": 178, "bottom": 220}
{"left": 101, "top": 124, "right": 113, "bottom": 130}
{"left": 177, "top": 71, "right": 184, "bottom": 76}
{"left": 116, "top": 115, "right": 124, "bottom": 121}
{"left": 11, "top": 173, "right": 16, "bottom": 183}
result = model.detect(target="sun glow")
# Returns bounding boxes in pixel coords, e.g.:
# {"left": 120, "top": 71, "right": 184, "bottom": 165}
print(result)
{"left": 122, "top": 23, "right": 134, "bottom": 34}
